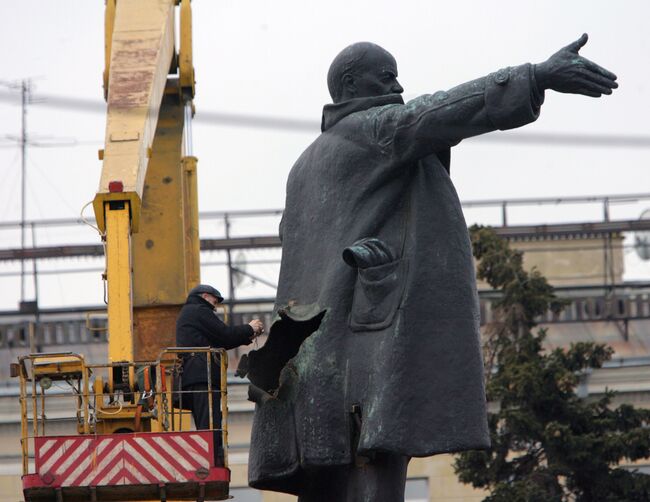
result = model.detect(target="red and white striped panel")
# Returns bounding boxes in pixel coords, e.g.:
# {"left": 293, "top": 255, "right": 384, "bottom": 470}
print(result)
{"left": 34, "top": 432, "right": 213, "bottom": 487}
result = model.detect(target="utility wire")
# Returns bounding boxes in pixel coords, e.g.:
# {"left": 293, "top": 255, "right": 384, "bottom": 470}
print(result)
{"left": 0, "top": 148, "right": 21, "bottom": 218}
{"left": 1, "top": 90, "right": 650, "bottom": 148}
{"left": 28, "top": 156, "right": 79, "bottom": 216}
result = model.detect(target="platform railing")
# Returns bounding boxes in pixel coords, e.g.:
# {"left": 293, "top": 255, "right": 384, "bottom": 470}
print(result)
{"left": 13, "top": 347, "right": 229, "bottom": 478}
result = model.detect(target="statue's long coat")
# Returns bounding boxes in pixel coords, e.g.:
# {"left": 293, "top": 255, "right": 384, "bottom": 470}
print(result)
{"left": 240, "top": 64, "right": 543, "bottom": 494}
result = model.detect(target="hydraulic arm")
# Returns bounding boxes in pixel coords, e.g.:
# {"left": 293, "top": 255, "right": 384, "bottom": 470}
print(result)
{"left": 93, "top": 0, "right": 200, "bottom": 365}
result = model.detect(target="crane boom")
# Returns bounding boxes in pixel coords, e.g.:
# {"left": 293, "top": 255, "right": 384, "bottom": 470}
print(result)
{"left": 93, "top": 0, "right": 200, "bottom": 364}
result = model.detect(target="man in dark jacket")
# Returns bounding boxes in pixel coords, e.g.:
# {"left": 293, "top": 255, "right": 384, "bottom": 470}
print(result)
{"left": 176, "top": 284, "right": 263, "bottom": 463}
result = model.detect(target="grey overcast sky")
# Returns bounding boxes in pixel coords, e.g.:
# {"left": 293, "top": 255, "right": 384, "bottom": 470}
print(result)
{"left": 0, "top": 0, "right": 649, "bottom": 309}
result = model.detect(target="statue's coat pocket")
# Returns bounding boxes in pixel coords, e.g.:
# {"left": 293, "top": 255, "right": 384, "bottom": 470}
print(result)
{"left": 349, "top": 258, "right": 407, "bottom": 331}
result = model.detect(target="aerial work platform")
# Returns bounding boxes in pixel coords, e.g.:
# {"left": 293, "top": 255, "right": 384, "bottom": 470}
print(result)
{"left": 15, "top": 349, "right": 230, "bottom": 502}
{"left": 14, "top": 0, "right": 234, "bottom": 499}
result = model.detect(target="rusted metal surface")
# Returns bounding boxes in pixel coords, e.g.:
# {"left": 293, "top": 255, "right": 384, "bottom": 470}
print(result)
{"left": 110, "top": 67, "right": 158, "bottom": 108}
{"left": 132, "top": 305, "right": 182, "bottom": 361}
{"left": 0, "top": 244, "right": 104, "bottom": 260}
{"left": 23, "top": 479, "right": 229, "bottom": 502}
{"left": 0, "top": 236, "right": 281, "bottom": 260}
{"left": 199, "top": 235, "right": 283, "bottom": 251}
{"left": 500, "top": 219, "right": 650, "bottom": 239}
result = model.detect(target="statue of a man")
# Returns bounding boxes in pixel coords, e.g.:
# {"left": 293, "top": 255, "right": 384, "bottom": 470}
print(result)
{"left": 237, "top": 34, "right": 616, "bottom": 501}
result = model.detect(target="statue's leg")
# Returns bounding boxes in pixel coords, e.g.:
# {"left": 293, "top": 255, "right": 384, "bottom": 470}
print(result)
{"left": 297, "top": 466, "right": 348, "bottom": 502}
{"left": 297, "top": 454, "right": 410, "bottom": 502}
{"left": 346, "top": 453, "right": 410, "bottom": 502}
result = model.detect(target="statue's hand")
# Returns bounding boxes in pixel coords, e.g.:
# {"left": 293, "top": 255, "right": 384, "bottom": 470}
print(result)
{"left": 534, "top": 33, "right": 618, "bottom": 97}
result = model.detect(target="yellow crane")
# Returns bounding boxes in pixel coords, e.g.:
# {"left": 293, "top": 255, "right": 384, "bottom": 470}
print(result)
{"left": 12, "top": 1, "right": 232, "bottom": 500}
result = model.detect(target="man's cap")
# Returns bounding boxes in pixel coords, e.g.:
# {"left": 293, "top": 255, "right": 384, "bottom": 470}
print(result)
{"left": 188, "top": 284, "right": 224, "bottom": 303}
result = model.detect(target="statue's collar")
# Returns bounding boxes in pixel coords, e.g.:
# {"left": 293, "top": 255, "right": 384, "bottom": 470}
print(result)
{"left": 321, "top": 94, "right": 404, "bottom": 132}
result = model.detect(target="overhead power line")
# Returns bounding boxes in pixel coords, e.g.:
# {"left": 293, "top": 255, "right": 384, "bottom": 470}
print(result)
{"left": 1, "top": 90, "right": 649, "bottom": 148}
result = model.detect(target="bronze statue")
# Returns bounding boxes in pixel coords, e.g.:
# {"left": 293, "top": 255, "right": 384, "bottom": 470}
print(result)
{"left": 237, "top": 34, "right": 617, "bottom": 501}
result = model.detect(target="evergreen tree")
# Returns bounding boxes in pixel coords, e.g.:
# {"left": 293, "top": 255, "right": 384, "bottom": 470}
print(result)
{"left": 454, "top": 226, "right": 650, "bottom": 501}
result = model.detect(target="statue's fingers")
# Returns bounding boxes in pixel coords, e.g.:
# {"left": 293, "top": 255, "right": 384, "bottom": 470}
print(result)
{"left": 565, "top": 33, "right": 588, "bottom": 53}
{"left": 575, "top": 78, "right": 613, "bottom": 95}
{"left": 577, "top": 90, "right": 602, "bottom": 98}
{"left": 572, "top": 85, "right": 602, "bottom": 98}
{"left": 580, "top": 56, "right": 617, "bottom": 81}
{"left": 580, "top": 70, "right": 618, "bottom": 90}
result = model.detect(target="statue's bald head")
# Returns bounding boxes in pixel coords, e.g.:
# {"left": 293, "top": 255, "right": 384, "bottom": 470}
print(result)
{"left": 327, "top": 42, "right": 402, "bottom": 103}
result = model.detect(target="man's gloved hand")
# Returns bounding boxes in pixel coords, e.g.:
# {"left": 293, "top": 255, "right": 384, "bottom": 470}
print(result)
{"left": 249, "top": 319, "right": 264, "bottom": 338}
{"left": 534, "top": 33, "right": 618, "bottom": 97}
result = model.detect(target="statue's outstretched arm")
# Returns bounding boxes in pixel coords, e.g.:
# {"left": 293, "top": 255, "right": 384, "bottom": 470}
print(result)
{"left": 373, "top": 34, "right": 616, "bottom": 164}
{"left": 374, "top": 64, "right": 542, "bottom": 162}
